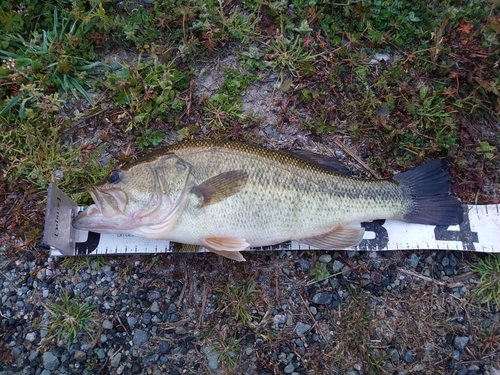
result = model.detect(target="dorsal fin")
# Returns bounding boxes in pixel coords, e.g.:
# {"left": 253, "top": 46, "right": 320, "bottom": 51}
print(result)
{"left": 284, "top": 149, "right": 351, "bottom": 176}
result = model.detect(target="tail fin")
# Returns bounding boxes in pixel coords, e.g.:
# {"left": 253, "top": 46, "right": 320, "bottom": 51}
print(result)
{"left": 393, "top": 160, "right": 463, "bottom": 225}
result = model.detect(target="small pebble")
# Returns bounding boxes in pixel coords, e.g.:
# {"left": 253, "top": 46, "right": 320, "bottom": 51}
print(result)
{"left": 454, "top": 336, "right": 469, "bottom": 351}
{"left": 128, "top": 316, "right": 138, "bottom": 330}
{"left": 295, "top": 322, "right": 311, "bottom": 336}
{"left": 132, "top": 329, "right": 149, "bottom": 347}
{"left": 403, "top": 350, "right": 413, "bottom": 364}
{"left": 284, "top": 363, "right": 295, "bottom": 373}
{"left": 159, "top": 341, "right": 171, "bottom": 355}
{"left": 319, "top": 254, "right": 332, "bottom": 263}
{"left": 332, "top": 260, "right": 344, "bottom": 272}
{"left": 111, "top": 353, "right": 122, "bottom": 368}
{"left": 312, "top": 292, "right": 333, "bottom": 305}
{"left": 150, "top": 301, "right": 159, "bottom": 313}
{"left": 409, "top": 254, "right": 420, "bottom": 267}
{"left": 204, "top": 347, "right": 219, "bottom": 370}
{"left": 42, "top": 352, "right": 59, "bottom": 371}
{"left": 25, "top": 332, "right": 36, "bottom": 342}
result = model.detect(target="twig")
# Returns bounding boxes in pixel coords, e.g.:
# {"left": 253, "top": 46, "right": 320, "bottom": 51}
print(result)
{"left": 298, "top": 293, "right": 328, "bottom": 343}
{"left": 198, "top": 283, "right": 208, "bottom": 328}
{"left": 176, "top": 262, "right": 192, "bottom": 308}
{"left": 334, "top": 139, "right": 382, "bottom": 179}
{"left": 399, "top": 268, "right": 448, "bottom": 286}
{"left": 73, "top": 108, "right": 110, "bottom": 127}
{"left": 303, "top": 269, "right": 349, "bottom": 287}
{"left": 274, "top": 269, "right": 280, "bottom": 303}
{"left": 153, "top": 318, "right": 191, "bottom": 327}
{"left": 399, "top": 268, "right": 470, "bottom": 289}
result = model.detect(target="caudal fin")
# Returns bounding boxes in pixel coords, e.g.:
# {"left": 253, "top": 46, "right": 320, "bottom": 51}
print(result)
{"left": 393, "top": 160, "right": 463, "bottom": 225}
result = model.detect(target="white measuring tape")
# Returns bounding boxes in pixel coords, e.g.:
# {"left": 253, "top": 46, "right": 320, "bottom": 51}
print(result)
{"left": 43, "top": 184, "right": 500, "bottom": 257}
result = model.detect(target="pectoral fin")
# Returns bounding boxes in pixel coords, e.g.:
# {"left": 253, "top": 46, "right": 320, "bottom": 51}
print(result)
{"left": 191, "top": 170, "right": 248, "bottom": 207}
{"left": 201, "top": 236, "right": 250, "bottom": 262}
{"left": 299, "top": 226, "right": 365, "bottom": 249}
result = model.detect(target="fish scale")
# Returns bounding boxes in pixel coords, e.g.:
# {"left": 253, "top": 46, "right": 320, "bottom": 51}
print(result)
{"left": 163, "top": 144, "right": 412, "bottom": 240}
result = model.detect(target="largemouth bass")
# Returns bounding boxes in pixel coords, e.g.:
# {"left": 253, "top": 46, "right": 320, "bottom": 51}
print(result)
{"left": 73, "top": 140, "right": 463, "bottom": 261}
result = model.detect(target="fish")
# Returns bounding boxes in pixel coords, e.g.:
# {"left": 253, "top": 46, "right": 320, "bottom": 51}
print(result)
{"left": 72, "top": 140, "right": 464, "bottom": 261}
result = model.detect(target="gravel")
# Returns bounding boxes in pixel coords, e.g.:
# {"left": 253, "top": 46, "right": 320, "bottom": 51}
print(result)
{"left": 0, "top": 247, "right": 497, "bottom": 374}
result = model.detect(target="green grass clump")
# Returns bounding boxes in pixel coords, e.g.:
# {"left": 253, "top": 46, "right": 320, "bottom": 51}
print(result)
{"left": 105, "top": 53, "right": 187, "bottom": 127}
{"left": 1, "top": 120, "right": 112, "bottom": 192}
{"left": 61, "top": 255, "right": 106, "bottom": 277}
{"left": 209, "top": 335, "right": 241, "bottom": 370}
{"left": 470, "top": 255, "right": 500, "bottom": 310}
{"left": 217, "top": 281, "right": 257, "bottom": 325}
{"left": 45, "top": 287, "right": 96, "bottom": 346}
{"left": 0, "top": 8, "right": 107, "bottom": 118}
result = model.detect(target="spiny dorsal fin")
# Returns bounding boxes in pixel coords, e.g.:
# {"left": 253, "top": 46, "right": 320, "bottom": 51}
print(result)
{"left": 299, "top": 226, "right": 365, "bottom": 249}
{"left": 191, "top": 170, "right": 248, "bottom": 207}
{"left": 285, "top": 149, "right": 351, "bottom": 176}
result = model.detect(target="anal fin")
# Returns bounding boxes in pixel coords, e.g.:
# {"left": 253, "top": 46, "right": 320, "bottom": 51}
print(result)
{"left": 299, "top": 226, "right": 365, "bottom": 249}
{"left": 201, "top": 237, "right": 250, "bottom": 262}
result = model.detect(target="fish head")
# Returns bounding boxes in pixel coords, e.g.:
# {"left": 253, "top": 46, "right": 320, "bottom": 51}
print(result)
{"left": 72, "top": 153, "right": 194, "bottom": 237}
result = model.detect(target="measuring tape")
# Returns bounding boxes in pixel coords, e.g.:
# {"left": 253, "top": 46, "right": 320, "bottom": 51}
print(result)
{"left": 43, "top": 184, "right": 500, "bottom": 257}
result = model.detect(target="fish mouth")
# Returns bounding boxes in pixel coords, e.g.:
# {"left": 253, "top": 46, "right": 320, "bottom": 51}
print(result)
{"left": 72, "top": 187, "right": 129, "bottom": 230}
{"left": 90, "top": 186, "right": 128, "bottom": 217}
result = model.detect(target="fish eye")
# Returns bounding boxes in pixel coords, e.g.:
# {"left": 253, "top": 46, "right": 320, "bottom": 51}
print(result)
{"left": 107, "top": 170, "right": 123, "bottom": 184}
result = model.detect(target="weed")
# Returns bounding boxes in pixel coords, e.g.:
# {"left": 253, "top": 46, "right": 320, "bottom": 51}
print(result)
{"left": 61, "top": 255, "right": 106, "bottom": 277}
{"left": 177, "top": 124, "right": 200, "bottom": 141}
{"left": 470, "top": 255, "right": 500, "bottom": 310}
{"left": 0, "top": 341, "right": 13, "bottom": 365}
{"left": 239, "top": 47, "right": 266, "bottom": 71}
{"left": 85, "top": 355, "right": 100, "bottom": 372}
{"left": 136, "top": 128, "right": 166, "bottom": 148}
{"left": 204, "top": 68, "right": 258, "bottom": 131}
{"left": 44, "top": 287, "right": 96, "bottom": 346}
{"left": 266, "top": 34, "right": 320, "bottom": 81}
{"left": 396, "top": 86, "right": 458, "bottom": 161}
{"left": 0, "top": 8, "right": 107, "bottom": 117}
{"left": 209, "top": 335, "right": 241, "bottom": 369}
{"left": 217, "top": 282, "right": 257, "bottom": 326}
{"left": 309, "top": 261, "right": 330, "bottom": 282}
{"left": 0, "top": 119, "right": 112, "bottom": 192}
{"left": 476, "top": 141, "right": 497, "bottom": 160}
{"left": 218, "top": 8, "right": 260, "bottom": 44}
{"left": 205, "top": 93, "right": 245, "bottom": 130}
{"left": 1, "top": 122, "right": 78, "bottom": 189}
{"left": 105, "top": 53, "right": 187, "bottom": 127}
